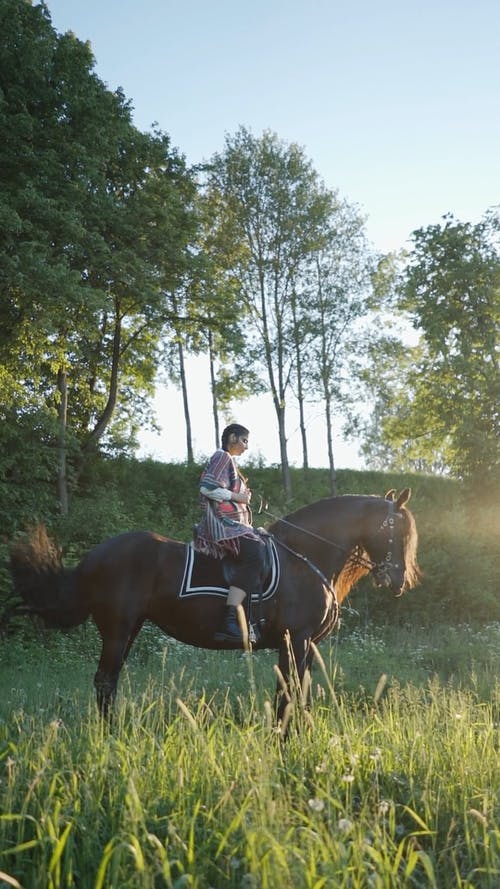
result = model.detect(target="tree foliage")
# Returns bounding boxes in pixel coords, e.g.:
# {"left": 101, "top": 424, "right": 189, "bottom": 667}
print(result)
{"left": 207, "top": 127, "right": 362, "bottom": 496}
{"left": 296, "top": 208, "right": 374, "bottom": 491}
{"left": 2, "top": 2, "right": 497, "bottom": 517}
{"left": 159, "top": 186, "right": 262, "bottom": 460}
{"left": 0, "top": 0, "right": 197, "bottom": 508}
{"left": 361, "top": 213, "right": 499, "bottom": 486}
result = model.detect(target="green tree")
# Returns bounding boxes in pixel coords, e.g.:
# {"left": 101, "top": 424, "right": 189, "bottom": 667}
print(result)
{"left": 0, "top": 1, "right": 197, "bottom": 516}
{"left": 292, "top": 203, "right": 373, "bottom": 491}
{"left": 208, "top": 127, "right": 334, "bottom": 498}
{"left": 360, "top": 213, "right": 499, "bottom": 485}
{"left": 160, "top": 185, "right": 262, "bottom": 463}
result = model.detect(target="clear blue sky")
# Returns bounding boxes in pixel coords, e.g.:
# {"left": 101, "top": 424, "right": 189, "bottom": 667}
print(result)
{"left": 43, "top": 0, "right": 500, "bottom": 466}
{"left": 45, "top": 0, "right": 498, "bottom": 252}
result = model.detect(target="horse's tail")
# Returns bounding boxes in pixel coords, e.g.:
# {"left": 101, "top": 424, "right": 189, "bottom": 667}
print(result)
{"left": 10, "top": 525, "right": 90, "bottom": 629}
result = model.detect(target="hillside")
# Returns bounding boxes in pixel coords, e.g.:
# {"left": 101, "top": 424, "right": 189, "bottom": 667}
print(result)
{"left": 2, "top": 457, "right": 498, "bottom": 629}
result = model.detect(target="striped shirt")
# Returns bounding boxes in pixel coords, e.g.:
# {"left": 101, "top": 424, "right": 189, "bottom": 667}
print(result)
{"left": 194, "top": 449, "right": 259, "bottom": 558}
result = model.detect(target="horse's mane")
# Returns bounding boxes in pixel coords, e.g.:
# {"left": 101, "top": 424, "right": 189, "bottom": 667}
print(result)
{"left": 399, "top": 504, "right": 421, "bottom": 589}
{"left": 335, "top": 546, "right": 370, "bottom": 602}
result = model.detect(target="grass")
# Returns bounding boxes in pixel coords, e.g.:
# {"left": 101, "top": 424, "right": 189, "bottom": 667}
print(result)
{"left": 0, "top": 622, "right": 499, "bottom": 888}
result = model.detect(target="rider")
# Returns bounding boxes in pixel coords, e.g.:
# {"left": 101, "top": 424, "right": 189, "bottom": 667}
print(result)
{"left": 194, "top": 423, "right": 265, "bottom": 644}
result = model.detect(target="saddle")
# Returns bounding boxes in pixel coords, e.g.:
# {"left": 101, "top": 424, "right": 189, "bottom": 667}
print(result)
{"left": 180, "top": 531, "right": 280, "bottom": 603}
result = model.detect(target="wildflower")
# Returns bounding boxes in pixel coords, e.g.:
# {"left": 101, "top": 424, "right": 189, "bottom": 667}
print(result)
{"left": 308, "top": 798, "right": 325, "bottom": 812}
{"left": 342, "top": 774, "right": 355, "bottom": 783}
{"left": 378, "top": 800, "right": 390, "bottom": 816}
{"left": 338, "top": 817, "right": 353, "bottom": 833}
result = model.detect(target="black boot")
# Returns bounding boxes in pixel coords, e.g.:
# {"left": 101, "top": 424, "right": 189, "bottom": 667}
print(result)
{"left": 214, "top": 605, "right": 245, "bottom": 643}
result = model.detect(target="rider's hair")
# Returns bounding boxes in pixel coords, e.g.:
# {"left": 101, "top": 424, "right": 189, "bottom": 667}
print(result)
{"left": 221, "top": 424, "right": 249, "bottom": 450}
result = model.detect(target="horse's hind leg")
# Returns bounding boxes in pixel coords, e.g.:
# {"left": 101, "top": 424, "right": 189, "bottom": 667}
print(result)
{"left": 94, "top": 621, "right": 142, "bottom": 719}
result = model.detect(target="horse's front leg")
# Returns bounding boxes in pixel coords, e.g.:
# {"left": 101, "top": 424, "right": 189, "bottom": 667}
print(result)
{"left": 94, "top": 622, "right": 142, "bottom": 721}
{"left": 275, "top": 630, "right": 313, "bottom": 728}
{"left": 94, "top": 665, "right": 118, "bottom": 720}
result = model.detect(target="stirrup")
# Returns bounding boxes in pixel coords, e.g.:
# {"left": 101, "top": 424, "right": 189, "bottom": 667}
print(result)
{"left": 248, "top": 623, "right": 260, "bottom": 645}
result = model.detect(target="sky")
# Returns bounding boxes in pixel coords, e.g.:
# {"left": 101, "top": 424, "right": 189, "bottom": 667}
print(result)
{"left": 43, "top": 0, "right": 500, "bottom": 469}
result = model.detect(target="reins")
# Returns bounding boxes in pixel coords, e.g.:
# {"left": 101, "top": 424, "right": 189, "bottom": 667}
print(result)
{"left": 258, "top": 527, "right": 340, "bottom": 625}
{"left": 257, "top": 497, "right": 402, "bottom": 581}
{"left": 258, "top": 506, "right": 376, "bottom": 571}
{"left": 252, "top": 496, "right": 401, "bottom": 634}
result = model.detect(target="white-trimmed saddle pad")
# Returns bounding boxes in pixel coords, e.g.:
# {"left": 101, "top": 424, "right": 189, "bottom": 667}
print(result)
{"left": 179, "top": 539, "right": 280, "bottom": 601}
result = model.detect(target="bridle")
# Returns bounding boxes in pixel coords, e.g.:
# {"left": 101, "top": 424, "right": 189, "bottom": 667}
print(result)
{"left": 255, "top": 499, "right": 406, "bottom": 633}
{"left": 371, "top": 499, "right": 405, "bottom": 593}
{"left": 260, "top": 499, "right": 403, "bottom": 581}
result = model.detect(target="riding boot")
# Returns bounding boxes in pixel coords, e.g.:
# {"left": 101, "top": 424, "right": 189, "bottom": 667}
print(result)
{"left": 214, "top": 605, "right": 245, "bottom": 643}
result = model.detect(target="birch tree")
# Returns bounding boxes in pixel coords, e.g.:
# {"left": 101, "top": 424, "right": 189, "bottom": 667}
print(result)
{"left": 300, "top": 206, "right": 373, "bottom": 491}
{"left": 208, "top": 127, "right": 333, "bottom": 497}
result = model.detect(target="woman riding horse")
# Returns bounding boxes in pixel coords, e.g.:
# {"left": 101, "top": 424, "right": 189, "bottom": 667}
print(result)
{"left": 194, "top": 423, "right": 266, "bottom": 644}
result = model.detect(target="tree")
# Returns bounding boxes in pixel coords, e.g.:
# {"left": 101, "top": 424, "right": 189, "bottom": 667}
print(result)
{"left": 0, "top": 0, "right": 197, "bottom": 512}
{"left": 159, "top": 185, "right": 263, "bottom": 463}
{"left": 360, "top": 213, "right": 500, "bottom": 485}
{"left": 291, "top": 203, "right": 373, "bottom": 491}
{"left": 208, "top": 127, "right": 334, "bottom": 498}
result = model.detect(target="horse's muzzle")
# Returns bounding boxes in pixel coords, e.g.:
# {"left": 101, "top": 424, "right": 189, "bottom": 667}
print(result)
{"left": 373, "top": 564, "right": 405, "bottom": 597}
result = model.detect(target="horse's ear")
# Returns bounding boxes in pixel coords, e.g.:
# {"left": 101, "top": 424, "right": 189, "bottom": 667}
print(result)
{"left": 396, "top": 488, "right": 411, "bottom": 509}
{"left": 385, "top": 489, "right": 396, "bottom": 501}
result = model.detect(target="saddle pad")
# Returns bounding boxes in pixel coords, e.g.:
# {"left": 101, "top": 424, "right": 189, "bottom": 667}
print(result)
{"left": 179, "top": 539, "right": 280, "bottom": 601}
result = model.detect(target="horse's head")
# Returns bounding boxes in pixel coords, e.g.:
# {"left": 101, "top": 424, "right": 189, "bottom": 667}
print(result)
{"left": 368, "top": 489, "right": 420, "bottom": 596}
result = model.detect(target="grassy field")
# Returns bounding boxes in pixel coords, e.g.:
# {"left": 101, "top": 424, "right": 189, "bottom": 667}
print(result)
{"left": 0, "top": 621, "right": 499, "bottom": 888}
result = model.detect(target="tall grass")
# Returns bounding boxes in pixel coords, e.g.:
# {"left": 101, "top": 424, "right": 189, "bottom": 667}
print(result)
{"left": 1, "top": 624, "right": 499, "bottom": 888}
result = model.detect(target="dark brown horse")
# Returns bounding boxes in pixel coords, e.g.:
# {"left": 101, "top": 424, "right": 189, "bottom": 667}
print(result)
{"left": 10, "top": 489, "right": 420, "bottom": 722}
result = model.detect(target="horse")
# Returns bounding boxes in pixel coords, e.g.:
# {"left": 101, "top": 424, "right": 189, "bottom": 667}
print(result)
{"left": 9, "top": 489, "right": 420, "bottom": 724}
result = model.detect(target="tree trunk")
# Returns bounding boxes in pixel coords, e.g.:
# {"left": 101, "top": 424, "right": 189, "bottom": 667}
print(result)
{"left": 324, "top": 393, "right": 337, "bottom": 495}
{"left": 297, "top": 376, "right": 309, "bottom": 474}
{"left": 83, "top": 309, "right": 121, "bottom": 453}
{"left": 291, "top": 294, "right": 309, "bottom": 473}
{"left": 208, "top": 328, "right": 220, "bottom": 449}
{"left": 177, "top": 339, "right": 193, "bottom": 463}
{"left": 56, "top": 367, "right": 69, "bottom": 515}
{"left": 273, "top": 398, "right": 292, "bottom": 500}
